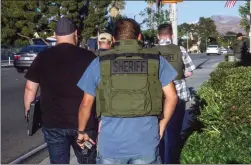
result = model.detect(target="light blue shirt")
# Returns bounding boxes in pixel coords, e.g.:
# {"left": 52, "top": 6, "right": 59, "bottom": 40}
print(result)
{"left": 77, "top": 56, "right": 177, "bottom": 158}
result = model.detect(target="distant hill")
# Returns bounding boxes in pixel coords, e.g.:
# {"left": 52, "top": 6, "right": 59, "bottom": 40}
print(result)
{"left": 210, "top": 15, "right": 246, "bottom": 35}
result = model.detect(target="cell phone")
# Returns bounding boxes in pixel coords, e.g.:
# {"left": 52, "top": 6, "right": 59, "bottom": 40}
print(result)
{"left": 84, "top": 141, "right": 93, "bottom": 149}
{"left": 81, "top": 141, "right": 93, "bottom": 155}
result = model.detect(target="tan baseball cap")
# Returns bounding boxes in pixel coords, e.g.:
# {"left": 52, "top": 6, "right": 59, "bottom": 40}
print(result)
{"left": 98, "top": 33, "right": 112, "bottom": 42}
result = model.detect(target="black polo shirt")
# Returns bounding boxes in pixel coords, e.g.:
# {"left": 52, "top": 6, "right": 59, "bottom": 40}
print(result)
{"left": 25, "top": 43, "right": 98, "bottom": 130}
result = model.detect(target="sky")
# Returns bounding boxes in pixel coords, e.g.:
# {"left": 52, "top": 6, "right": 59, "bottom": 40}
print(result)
{"left": 122, "top": 1, "right": 245, "bottom": 26}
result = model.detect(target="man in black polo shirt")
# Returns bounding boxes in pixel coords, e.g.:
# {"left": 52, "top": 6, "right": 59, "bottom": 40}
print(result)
{"left": 24, "top": 17, "right": 98, "bottom": 164}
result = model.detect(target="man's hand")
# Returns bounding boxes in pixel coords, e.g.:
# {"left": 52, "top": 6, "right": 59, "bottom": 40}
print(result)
{"left": 77, "top": 133, "right": 95, "bottom": 148}
{"left": 24, "top": 80, "right": 39, "bottom": 121}
{"left": 159, "top": 82, "right": 178, "bottom": 139}
{"left": 185, "top": 71, "right": 193, "bottom": 78}
{"left": 78, "top": 93, "right": 95, "bottom": 141}
{"left": 24, "top": 109, "right": 30, "bottom": 122}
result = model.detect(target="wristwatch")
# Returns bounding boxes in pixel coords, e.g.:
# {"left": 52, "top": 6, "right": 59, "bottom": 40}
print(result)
{"left": 78, "top": 130, "right": 86, "bottom": 135}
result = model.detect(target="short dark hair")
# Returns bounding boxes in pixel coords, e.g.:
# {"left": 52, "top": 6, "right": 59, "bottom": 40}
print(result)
{"left": 114, "top": 18, "right": 141, "bottom": 40}
{"left": 158, "top": 23, "right": 173, "bottom": 35}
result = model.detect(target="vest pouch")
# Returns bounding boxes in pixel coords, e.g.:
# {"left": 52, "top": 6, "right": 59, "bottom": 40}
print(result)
{"left": 105, "top": 75, "right": 152, "bottom": 117}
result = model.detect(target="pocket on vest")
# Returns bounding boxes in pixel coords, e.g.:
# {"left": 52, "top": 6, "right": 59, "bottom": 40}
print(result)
{"left": 105, "top": 75, "right": 151, "bottom": 117}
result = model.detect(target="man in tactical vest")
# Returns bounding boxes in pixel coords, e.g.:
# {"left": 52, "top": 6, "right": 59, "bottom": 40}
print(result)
{"left": 76, "top": 18, "right": 178, "bottom": 164}
{"left": 232, "top": 33, "right": 248, "bottom": 61}
{"left": 153, "top": 23, "right": 196, "bottom": 164}
{"left": 94, "top": 32, "right": 113, "bottom": 56}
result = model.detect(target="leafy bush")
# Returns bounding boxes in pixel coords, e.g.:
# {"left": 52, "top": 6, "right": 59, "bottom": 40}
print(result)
{"left": 181, "top": 129, "right": 251, "bottom": 164}
{"left": 217, "top": 61, "right": 241, "bottom": 69}
{"left": 180, "top": 62, "right": 251, "bottom": 164}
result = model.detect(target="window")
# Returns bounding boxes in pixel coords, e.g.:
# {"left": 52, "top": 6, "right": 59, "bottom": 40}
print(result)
{"left": 19, "top": 46, "right": 47, "bottom": 53}
{"left": 208, "top": 45, "right": 218, "bottom": 48}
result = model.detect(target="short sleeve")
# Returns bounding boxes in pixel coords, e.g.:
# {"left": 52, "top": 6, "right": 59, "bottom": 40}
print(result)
{"left": 77, "top": 57, "right": 101, "bottom": 96}
{"left": 24, "top": 54, "right": 41, "bottom": 83}
{"left": 158, "top": 55, "right": 177, "bottom": 87}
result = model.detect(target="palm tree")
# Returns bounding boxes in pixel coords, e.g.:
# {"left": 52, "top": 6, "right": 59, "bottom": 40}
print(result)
{"left": 145, "top": 0, "right": 161, "bottom": 12}
{"left": 104, "top": 0, "right": 126, "bottom": 34}
{"left": 109, "top": 0, "right": 125, "bottom": 18}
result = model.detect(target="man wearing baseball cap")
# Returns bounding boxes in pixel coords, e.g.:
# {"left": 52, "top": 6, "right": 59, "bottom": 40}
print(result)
{"left": 98, "top": 33, "right": 112, "bottom": 50}
{"left": 232, "top": 33, "right": 248, "bottom": 61}
{"left": 24, "top": 17, "right": 98, "bottom": 164}
{"left": 93, "top": 32, "right": 113, "bottom": 56}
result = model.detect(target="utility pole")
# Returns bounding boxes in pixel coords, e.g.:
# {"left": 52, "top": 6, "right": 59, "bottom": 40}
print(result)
{"left": 249, "top": 0, "right": 251, "bottom": 53}
{"left": 171, "top": 3, "right": 178, "bottom": 45}
{"left": 187, "top": 32, "right": 189, "bottom": 51}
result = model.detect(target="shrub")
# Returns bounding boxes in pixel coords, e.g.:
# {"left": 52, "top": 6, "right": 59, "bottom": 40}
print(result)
{"left": 180, "top": 62, "right": 251, "bottom": 164}
{"left": 181, "top": 128, "right": 251, "bottom": 164}
{"left": 216, "top": 61, "right": 241, "bottom": 69}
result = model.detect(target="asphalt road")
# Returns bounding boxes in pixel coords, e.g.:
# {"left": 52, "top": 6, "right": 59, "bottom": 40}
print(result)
{"left": 1, "top": 68, "right": 46, "bottom": 164}
{"left": 0, "top": 53, "right": 222, "bottom": 164}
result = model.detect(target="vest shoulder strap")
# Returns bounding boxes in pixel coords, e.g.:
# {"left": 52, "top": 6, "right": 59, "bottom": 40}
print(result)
{"left": 99, "top": 53, "right": 159, "bottom": 62}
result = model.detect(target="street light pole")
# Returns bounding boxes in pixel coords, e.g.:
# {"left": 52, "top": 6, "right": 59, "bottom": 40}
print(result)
{"left": 187, "top": 32, "right": 189, "bottom": 52}
{"left": 171, "top": 3, "right": 178, "bottom": 45}
{"left": 249, "top": 0, "right": 251, "bottom": 53}
{"left": 206, "top": 37, "right": 208, "bottom": 51}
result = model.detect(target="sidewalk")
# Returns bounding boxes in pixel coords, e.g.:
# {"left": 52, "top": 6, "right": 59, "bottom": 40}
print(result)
{"left": 182, "top": 57, "right": 222, "bottom": 132}
{"left": 39, "top": 57, "right": 222, "bottom": 164}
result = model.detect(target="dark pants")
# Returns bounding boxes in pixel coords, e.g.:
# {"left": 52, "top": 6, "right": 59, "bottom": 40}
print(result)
{"left": 160, "top": 99, "right": 186, "bottom": 164}
{"left": 42, "top": 127, "right": 97, "bottom": 164}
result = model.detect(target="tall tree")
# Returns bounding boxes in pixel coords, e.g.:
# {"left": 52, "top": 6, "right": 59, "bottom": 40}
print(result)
{"left": 239, "top": 1, "right": 250, "bottom": 34}
{"left": 40, "top": 1, "right": 85, "bottom": 35}
{"left": 1, "top": 1, "right": 45, "bottom": 46}
{"left": 104, "top": 0, "right": 125, "bottom": 35}
{"left": 140, "top": 6, "right": 170, "bottom": 30}
{"left": 197, "top": 17, "right": 218, "bottom": 51}
{"left": 109, "top": 0, "right": 125, "bottom": 18}
{"left": 82, "top": 0, "right": 111, "bottom": 39}
{"left": 197, "top": 17, "right": 217, "bottom": 39}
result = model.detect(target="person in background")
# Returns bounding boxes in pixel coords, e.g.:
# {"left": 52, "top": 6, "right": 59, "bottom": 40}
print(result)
{"left": 94, "top": 32, "right": 113, "bottom": 130}
{"left": 94, "top": 32, "right": 113, "bottom": 56}
{"left": 23, "top": 17, "right": 98, "bottom": 164}
{"left": 153, "top": 23, "right": 196, "bottom": 164}
{"left": 87, "top": 31, "right": 98, "bottom": 52}
{"left": 232, "top": 33, "right": 248, "bottom": 62}
{"left": 76, "top": 18, "right": 178, "bottom": 164}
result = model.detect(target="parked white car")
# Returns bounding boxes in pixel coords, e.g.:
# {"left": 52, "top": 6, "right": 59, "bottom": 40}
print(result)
{"left": 206, "top": 45, "right": 221, "bottom": 55}
{"left": 221, "top": 48, "right": 228, "bottom": 54}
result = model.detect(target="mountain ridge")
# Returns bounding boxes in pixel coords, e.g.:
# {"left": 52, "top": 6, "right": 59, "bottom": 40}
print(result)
{"left": 210, "top": 15, "right": 246, "bottom": 35}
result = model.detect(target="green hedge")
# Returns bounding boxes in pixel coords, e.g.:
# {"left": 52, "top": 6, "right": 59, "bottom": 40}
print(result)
{"left": 180, "top": 61, "right": 251, "bottom": 164}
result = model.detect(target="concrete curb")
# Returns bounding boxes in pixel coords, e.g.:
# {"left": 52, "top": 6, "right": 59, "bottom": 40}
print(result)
{"left": 1, "top": 65, "right": 14, "bottom": 68}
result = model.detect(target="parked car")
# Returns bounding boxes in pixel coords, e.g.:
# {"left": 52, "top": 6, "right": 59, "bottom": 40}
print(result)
{"left": 206, "top": 45, "right": 221, "bottom": 55}
{"left": 14, "top": 45, "right": 51, "bottom": 73}
{"left": 221, "top": 48, "right": 228, "bottom": 54}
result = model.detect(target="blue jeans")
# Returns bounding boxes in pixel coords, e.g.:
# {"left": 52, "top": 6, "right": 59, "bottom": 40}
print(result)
{"left": 42, "top": 127, "right": 97, "bottom": 164}
{"left": 96, "top": 153, "right": 162, "bottom": 164}
{"left": 160, "top": 99, "right": 186, "bottom": 164}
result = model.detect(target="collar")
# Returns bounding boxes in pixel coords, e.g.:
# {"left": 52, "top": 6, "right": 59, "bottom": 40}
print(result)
{"left": 113, "top": 39, "right": 143, "bottom": 51}
{"left": 158, "top": 39, "right": 172, "bottom": 46}
{"left": 99, "top": 48, "right": 109, "bottom": 51}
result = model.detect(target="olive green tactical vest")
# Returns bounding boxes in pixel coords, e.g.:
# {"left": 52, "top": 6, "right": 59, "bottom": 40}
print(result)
{"left": 94, "top": 50, "right": 100, "bottom": 56}
{"left": 154, "top": 44, "right": 184, "bottom": 80}
{"left": 96, "top": 48, "right": 162, "bottom": 118}
{"left": 232, "top": 40, "right": 242, "bottom": 54}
